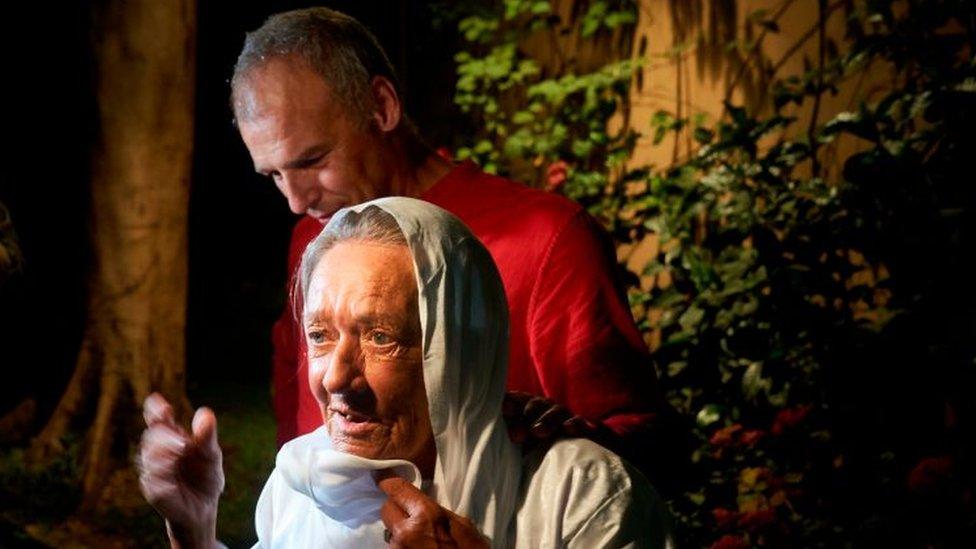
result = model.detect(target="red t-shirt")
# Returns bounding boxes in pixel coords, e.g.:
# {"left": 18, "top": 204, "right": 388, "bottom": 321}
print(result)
{"left": 272, "top": 161, "right": 663, "bottom": 447}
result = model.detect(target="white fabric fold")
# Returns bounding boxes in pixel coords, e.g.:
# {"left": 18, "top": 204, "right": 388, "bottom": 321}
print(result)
{"left": 276, "top": 426, "right": 419, "bottom": 526}
{"left": 254, "top": 426, "right": 420, "bottom": 548}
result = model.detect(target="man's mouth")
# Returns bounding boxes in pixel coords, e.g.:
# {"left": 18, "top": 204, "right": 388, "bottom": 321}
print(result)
{"left": 308, "top": 207, "right": 339, "bottom": 224}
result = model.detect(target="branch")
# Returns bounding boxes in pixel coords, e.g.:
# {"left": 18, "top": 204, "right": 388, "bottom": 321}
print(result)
{"left": 808, "top": 0, "right": 827, "bottom": 178}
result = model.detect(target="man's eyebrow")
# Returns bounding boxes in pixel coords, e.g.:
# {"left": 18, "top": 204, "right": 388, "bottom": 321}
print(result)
{"left": 283, "top": 145, "right": 330, "bottom": 170}
{"left": 254, "top": 144, "right": 330, "bottom": 176}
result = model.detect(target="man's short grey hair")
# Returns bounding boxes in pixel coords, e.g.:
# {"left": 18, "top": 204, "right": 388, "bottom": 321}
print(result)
{"left": 231, "top": 7, "right": 400, "bottom": 125}
{"left": 297, "top": 205, "right": 408, "bottom": 311}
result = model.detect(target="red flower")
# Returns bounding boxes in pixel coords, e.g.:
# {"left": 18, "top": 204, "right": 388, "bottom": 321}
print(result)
{"left": 738, "top": 508, "right": 776, "bottom": 532}
{"left": 711, "top": 534, "right": 750, "bottom": 549}
{"left": 545, "top": 160, "right": 569, "bottom": 191}
{"left": 712, "top": 507, "right": 738, "bottom": 528}
{"left": 739, "top": 429, "right": 765, "bottom": 447}
{"left": 435, "top": 147, "right": 453, "bottom": 160}
{"left": 907, "top": 455, "right": 954, "bottom": 495}
{"left": 710, "top": 423, "right": 743, "bottom": 447}
{"left": 771, "top": 405, "right": 811, "bottom": 435}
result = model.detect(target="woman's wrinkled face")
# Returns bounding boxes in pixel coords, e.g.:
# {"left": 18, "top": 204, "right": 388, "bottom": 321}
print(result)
{"left": 304, "top": 240, "right": 434, "bottom": 475}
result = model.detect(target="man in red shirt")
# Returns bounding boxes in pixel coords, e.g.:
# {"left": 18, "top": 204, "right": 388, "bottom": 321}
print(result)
{"left": 232, "top": 8, "right": 681, "bottom": 486}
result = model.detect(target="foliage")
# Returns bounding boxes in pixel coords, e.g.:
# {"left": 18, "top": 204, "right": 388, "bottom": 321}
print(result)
{"left": 0, "top": 444, "right": 81, "bottom": 529}
{"left": 453, "top": 0, "right": 640, "bottom": 220}
{"left": 452, "top": 0, "right": 976, "bottom": 546}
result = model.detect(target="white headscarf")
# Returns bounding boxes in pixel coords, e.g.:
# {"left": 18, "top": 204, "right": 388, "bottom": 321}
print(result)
{"left": 256, "top": 197, "right": 522, "bottom": 547}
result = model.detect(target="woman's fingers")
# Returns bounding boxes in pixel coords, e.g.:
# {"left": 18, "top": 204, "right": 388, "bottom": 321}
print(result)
{"left": 191, "top": 407, "right": 220, "bottom": 460}
{"left": 143, "top": 393, "right": 177, "bottom": 428}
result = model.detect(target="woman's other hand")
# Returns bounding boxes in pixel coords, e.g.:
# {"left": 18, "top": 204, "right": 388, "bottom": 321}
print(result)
{"left": 377, "top": 471, "right": 489, "bottom": 548}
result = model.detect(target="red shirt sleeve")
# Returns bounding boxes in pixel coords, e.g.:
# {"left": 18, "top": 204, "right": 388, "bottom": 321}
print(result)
{"left": 527, "top": 210, "right": 663, "bottom": 437}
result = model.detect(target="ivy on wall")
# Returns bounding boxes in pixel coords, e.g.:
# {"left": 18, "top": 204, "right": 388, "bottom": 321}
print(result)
{"left": 451, "top": 0, "right": 976, "bottom": 546}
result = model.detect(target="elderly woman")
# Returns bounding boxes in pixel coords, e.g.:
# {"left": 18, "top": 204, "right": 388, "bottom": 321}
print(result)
{"left": 139, "top": 198, "right": 672, "bottom": 548}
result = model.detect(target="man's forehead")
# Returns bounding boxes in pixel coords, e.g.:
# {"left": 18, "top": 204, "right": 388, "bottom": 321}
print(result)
{"left": 234, "top": 57, "right": 336, "bottom": 122}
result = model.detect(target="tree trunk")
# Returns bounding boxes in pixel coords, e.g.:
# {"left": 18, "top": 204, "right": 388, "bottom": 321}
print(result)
{"left": 29, "top": 0, "right": 196, "bottom": 512}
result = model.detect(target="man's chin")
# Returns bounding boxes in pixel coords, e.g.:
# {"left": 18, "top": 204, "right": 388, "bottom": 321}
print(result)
{"left": 308, "top": 208, "right": 341, "bottom": 225}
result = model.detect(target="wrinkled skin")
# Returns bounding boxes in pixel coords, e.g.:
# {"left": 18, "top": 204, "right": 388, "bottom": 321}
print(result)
{"left": 304, "top": 241, "right": 435, "bottom": 477}
{"left": 377, "top": 471, "right": 489, "bottom": 549}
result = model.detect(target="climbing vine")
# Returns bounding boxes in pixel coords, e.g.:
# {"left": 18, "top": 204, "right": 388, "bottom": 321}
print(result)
{"left": 452, "top": 0, "right": 976, "bottom": 545}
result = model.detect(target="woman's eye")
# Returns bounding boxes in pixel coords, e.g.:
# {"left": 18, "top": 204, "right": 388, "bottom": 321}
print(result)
{"left": 370, "top": 332, "right": 392, "bottom": 346}
{"left": 307, "top": 329, "right": 334, "bottom": 345}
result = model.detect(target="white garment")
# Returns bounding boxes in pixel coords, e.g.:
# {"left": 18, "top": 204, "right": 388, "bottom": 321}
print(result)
{"left": 254, "top": 426, "right": 420, "bottom": 548}
{"left": 254, "top": 435, "right": 674, "bottom": 548}
{"left": 252, "top": 197, "right": 672, "bottom": 548}
{"left": 516, "top": 439, "right": 673, "bottom": 548}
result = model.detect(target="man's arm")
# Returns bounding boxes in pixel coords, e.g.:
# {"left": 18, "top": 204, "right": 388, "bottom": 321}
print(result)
{"left": 527, "top": 210, "right": 687, "bottom": 492}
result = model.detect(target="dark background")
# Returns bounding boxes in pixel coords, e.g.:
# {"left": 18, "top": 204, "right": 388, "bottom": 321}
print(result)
{"left": 0, "top": 1, "right": 466, "bottom": 422}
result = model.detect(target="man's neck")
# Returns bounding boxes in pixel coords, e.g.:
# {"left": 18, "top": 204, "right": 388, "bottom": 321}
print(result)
{"left": 386, "top": 130, "right": 454, "bottom": 198}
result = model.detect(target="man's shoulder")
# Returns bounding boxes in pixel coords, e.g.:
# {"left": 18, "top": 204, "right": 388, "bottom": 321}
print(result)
{"left": 427, "top": 162, "right": 584, "bottom": 232}
{"left": 287, "top": 216, "right": 326, "bottom": 269}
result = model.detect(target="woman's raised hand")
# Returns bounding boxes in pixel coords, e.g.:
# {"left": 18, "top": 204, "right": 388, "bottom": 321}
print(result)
{"left": 137, "top": 393, "right": 224, "bottom": 549}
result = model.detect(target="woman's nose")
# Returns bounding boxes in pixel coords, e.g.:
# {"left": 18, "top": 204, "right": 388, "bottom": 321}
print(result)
{"left": 322, "top": 335, "right": 362, "bottom": 393}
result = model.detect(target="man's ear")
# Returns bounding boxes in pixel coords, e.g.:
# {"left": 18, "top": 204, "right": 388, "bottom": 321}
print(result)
{"left": 371, "top": 76, "right": 402, "bottom": 133}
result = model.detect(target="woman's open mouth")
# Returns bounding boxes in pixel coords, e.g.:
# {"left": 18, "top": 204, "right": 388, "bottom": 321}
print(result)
{"left": 328, "top": 406, "right": 381, "bottom": 436}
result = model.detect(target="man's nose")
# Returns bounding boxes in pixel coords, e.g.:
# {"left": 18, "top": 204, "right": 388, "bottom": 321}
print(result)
{"left": 279, "top": 173, "right": 319, "bottom": 215}
{"left": 322, "top": 335, "right": 362, "bottom": 393}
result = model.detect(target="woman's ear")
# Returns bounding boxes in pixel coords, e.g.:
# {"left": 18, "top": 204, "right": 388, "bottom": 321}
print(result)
{"left": 371, "top": 76, "right": 402, "bottom": 133}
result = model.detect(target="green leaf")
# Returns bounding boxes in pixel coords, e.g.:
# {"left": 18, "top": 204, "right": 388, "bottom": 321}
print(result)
{"left": 679, "top": 305, "right": 705, "bottom": 331}
{"left": 693, "top": 127, "right": 714, "bottom": 144}
{"left": 741, "top": 362, "right": 771, "bottom": 401}
{"left": 687, "top": 491, "right": 706, "bottom": 506}
{"left": 696, "top": 404, "right": 722, "bottom": 427}
{"left": 530, "top": 1, "right": 551, "bottom": 15}
{"left": 955, "top": 78, "right": 976, "bottom": 93}
{"left": 822, "top": 111, "right": 878, "bottom": 141}
{"left": 667, "top": 361, "right": 688, "bottom": 377}
{"left": 511, "top": 110, "right": 535, "bottom": 125}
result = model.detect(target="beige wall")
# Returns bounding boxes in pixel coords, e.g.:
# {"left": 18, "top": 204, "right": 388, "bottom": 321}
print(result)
{"left": 626, "top": 0, "right": 894, "bottom": 177}
{"left": 611, "top": 1, "right": 897, "bottom": 349}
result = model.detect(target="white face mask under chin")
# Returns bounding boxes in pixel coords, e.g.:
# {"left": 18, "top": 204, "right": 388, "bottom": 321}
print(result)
{"left": 276, "top": 427, "right": 421, "bottom": 527}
